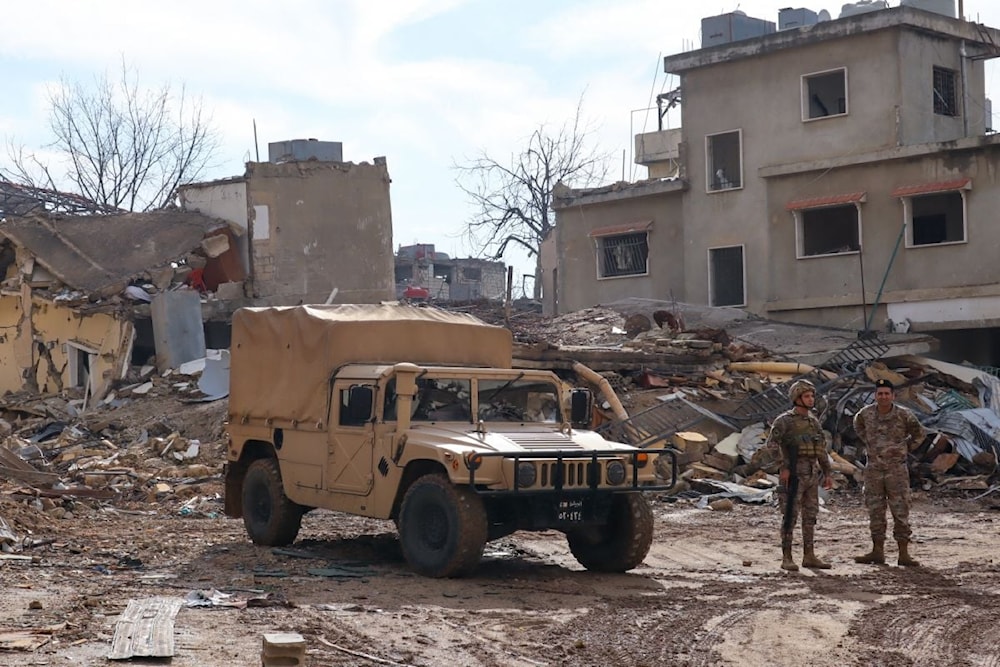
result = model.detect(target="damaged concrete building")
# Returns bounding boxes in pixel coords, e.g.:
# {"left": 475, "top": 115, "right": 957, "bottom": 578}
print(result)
{"left": 394, "top": 243, "right": 506, "bottom": 301}
{"left": 552, "top": 4, "right": 1000, "bottom": 363}
{"left": 0, "top": 139, "right": 399, "bottom": 402}
{"left": 0, "top": 210, "right": 238, "bottom": 401}
{"left": 179, "top": 139, "right": 395, "bottom": 306}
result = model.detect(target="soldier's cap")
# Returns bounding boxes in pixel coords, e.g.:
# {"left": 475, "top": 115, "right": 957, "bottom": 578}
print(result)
{"left": 874, "top": 378, "right": 895, "bottom": 390}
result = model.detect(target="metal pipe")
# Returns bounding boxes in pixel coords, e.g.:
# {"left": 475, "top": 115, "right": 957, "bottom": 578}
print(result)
{"left": 960, "top": 40, "right": 970, "bottom": 137}
{"left": 865, "top": 223, "right": 907, "bottom": 332}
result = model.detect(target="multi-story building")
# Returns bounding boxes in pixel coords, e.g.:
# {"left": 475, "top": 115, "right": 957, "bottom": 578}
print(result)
{"left": 553, "top": 3, "right": 1000, "bottom": 362}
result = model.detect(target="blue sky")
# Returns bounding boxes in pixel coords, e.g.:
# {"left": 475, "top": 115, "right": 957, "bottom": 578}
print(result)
{"left": 2, "top": 0, "right": 998, "bottom": 289}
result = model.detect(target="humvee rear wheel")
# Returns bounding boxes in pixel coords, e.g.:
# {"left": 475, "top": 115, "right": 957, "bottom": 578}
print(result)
{"left": 398, "top": 474, "right": 487, "bottom": 578}
{"left": 242, "top": 458, "right": 303, "bottom": 546}
{"left": 567, "top": 492, "right": 653, "bottom": 572}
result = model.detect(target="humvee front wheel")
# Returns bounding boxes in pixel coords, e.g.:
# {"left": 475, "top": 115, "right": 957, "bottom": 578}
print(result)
{"left": 567, "top": 492, "right": 653, "bottom": 572}
{"left": 242, "top": 458, "right": 303, "bottom": 546}
{"left": 398, "top": 474, "right": 487, "bottom": 578}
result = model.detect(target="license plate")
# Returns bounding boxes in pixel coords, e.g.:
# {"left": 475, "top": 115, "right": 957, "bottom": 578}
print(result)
{"left": 556, "top": 498, "right": 584, "bottom": 522}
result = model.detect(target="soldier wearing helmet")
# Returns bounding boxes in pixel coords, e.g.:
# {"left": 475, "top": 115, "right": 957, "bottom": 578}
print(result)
{"left": 765, "top": 379, "right": 833, "bottom": 571}
{"left": 853, "top": 378, "right": 926, "bottom": 567}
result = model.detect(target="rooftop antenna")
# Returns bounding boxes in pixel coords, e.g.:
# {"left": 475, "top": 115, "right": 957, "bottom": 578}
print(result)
{"left": 253, "top": 119, "right": 260, "bottom": 162}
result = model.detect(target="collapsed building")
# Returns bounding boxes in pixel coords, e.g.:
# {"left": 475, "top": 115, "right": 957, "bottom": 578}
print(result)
{"left": 394, "top": 243, "right": 506, "bottom": 301}
{"left": 0, "top": 139, "right": 397, "bottom": 403}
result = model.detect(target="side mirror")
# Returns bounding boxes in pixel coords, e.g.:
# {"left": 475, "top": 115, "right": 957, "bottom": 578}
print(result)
{"left": 347, "top": 385, "right": 374, "bottom": 424}
{"left": 569, "top": 389, "right": 592, "bottom": 428}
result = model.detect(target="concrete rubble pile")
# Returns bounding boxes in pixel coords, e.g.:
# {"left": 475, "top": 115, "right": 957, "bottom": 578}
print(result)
{"left": 448, "top": 299, "right": 1000, "bottom": 506}
{"left": 2, "top": 298, "right": 997, "bottom": 553}
{"left": 0, "top": 357, "right": 228, "bottom": 553}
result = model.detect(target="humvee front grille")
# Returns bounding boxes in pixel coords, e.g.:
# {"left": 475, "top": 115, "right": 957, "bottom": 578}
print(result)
{"left": 540, "top": 461, "right": 597, "bottom": 488}
{"left": 465, "top": 448, "right": 677, "bottom": 496}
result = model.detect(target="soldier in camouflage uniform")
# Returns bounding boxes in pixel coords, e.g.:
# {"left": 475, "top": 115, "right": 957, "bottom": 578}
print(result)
{"left": 853, "top": 378, "right": 926, "bottom": 567}
{"left": 766, "top": 379, "right": 833, "bottom": 571}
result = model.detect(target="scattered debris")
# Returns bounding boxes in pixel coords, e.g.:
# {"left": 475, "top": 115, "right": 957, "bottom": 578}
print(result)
{"left": 108, "top": 597, "right": 182, "bottom": 660}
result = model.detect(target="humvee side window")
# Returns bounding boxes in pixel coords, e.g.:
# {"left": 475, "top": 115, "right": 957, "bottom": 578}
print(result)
{"left": 477, "top": 379, "right": 561, "bottom": 423}
{"left": 413, "top": 378, "right": 472, "bottom": 422}
{"left": 338, "top": 384, "right": 373, "bottom": 426}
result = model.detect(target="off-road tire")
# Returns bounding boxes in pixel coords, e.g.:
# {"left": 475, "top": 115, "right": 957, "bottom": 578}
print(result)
{"left": 567, "top": 492, "right": 653, "bottom": 572}
{"left": 398, "top": 474, "right": 487, "bottom": 578}
{"left": 242, "top": 457, "right": 303, "bottom": 546}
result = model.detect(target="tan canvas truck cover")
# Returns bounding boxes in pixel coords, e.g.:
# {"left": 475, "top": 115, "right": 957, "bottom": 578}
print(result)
{"left": 229, "top": 304, "right": 513, "bottom": 429}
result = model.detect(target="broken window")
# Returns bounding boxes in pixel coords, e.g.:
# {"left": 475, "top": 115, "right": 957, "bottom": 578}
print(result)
{"left": 795, "top": 205, "right": 861, "bottom": 257}
{"left": 395, "top": 264, "right": 414, "bottom": 282}
{"left": 708, "top": 245, "right": 746, "bottom": 307}
{"left": 802, "top": 68, "right": 848, "bottom": 120}
{"left": 65, "top": 342, "right": 97, "bottom": 392}
{"left": 462, "top": 267, "right": 482, "bottom": 281}
{"left": 706, "top": 130, "right": 742, "bottom": 191}
{"left": 905, "top": 190, "right": 966, "bottom": 246}
{"left": 597, "top": 232, "right": 649, "bottom": 278}
{"left": 933, "top": 66, "right": 959, "bottom": 117}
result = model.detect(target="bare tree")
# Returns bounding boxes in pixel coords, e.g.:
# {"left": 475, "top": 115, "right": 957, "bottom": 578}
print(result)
{"left": 3, "top": 62, "right": 220, "bottom": 212}
{"left": 455, "top": 99, "right": 610, "bottom": 299}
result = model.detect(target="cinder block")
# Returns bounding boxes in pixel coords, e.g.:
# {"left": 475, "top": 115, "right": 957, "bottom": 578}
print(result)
{"left": 262, "top": 632, "right": 306, "bottom": 667}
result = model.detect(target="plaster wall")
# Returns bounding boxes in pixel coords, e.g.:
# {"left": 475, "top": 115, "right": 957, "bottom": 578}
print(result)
{"left": 0, "top": 296, "right": 25, "bottom": 391}
{"left": 897, "top": 29, "right": 987, "bottom": 144}
{"left": 246, "top": 161, "right": 395, "bottom": 305}
{"left": 764, "top": 144, "right": 1000, "bottom": 329}
{"left": 554, "top": 191, "right": 685, "bottom": 314}
{"left": 0, "top": 296, "right": 131, "bottom": 398}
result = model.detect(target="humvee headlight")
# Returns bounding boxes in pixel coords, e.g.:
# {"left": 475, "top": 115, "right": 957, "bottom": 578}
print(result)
{"left": 464, "top": 452, "right": 483, "bottom": 470}
{"left": 516, "top": 461, "right": 537, "bottom": 488}
{"left": 606, "top": 460, "right": 627, "bottom": 485}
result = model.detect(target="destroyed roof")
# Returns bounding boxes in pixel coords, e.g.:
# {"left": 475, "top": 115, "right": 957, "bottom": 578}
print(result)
{"left": 0, "top": 210, "right": 227, "bottom": 294}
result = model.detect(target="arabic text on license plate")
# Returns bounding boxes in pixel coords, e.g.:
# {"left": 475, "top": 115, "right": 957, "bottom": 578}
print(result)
{"left": 557, "top": 499, "right": 584, "bottom": 522}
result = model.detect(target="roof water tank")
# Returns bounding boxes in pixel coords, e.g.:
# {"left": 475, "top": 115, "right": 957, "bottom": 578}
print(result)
{"left": 779, "top": 7, "right": 820, "bottom": 30}
{"left": 268, "top": 139, "right": 344, "bottom": 163}
{"left": 838, "top": 0, "right": 889, "bottom": 18}
{"left": 701, "top": 11, "right": 777, "bottom": 48}
{"left": 900, "top": 0, "right": 957, "bottom": 18}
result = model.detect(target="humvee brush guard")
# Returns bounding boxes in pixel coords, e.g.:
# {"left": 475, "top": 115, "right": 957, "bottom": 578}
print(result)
{"left": 225, "top": 304, "right": 674, "bottom": 577}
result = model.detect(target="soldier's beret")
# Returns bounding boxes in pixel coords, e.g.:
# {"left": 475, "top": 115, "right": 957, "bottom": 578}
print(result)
{"left": 874, "top": 378, "right": 894, "bottom": 389}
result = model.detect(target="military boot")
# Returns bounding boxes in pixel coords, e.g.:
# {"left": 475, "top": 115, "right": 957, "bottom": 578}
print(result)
{"left": 801, "top": 527, "right": 831, "bottom": 569}
{"left": 781, "top": 539, "right": 799, "bottom": 571}
{"left": 854, "top": 539, "right": 886, "bottom": 565}
{"left": 897, "top": 540, "right": 920, "bottom": 567}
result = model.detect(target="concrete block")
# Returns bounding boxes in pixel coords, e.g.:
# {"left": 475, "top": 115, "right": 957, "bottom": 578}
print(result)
{"left": 262, "top": 632, "right": 306, "bottom": 667}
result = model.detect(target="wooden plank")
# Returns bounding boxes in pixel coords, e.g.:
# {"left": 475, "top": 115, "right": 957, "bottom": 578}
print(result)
{"left": 0, "top": 465, "right": 60, "bottom": 485}
{"left": 108, "top": 597, "right": 182, "bottom": 660}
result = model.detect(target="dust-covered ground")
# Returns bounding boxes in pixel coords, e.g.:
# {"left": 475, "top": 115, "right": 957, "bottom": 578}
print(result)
{"left": 3, "top": 487, "right": 1000, "bottom": 667}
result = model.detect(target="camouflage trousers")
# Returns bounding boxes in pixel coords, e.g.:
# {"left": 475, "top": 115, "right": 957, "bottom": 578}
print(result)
{"left": 863, "top": 461, "right": 911, "bottom": 542}
{"left": 779, "top": 458, "right": 822, "bottom": 542}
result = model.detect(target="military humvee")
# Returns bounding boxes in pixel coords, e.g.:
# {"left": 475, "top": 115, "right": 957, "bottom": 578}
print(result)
{"left": 224, "top": 304, "right": 672, "bottom": 577}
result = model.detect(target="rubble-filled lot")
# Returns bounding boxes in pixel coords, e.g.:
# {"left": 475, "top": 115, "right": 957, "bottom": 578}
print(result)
{"left": 2, "top": 492, "right": 1000, "bottom": 666}
{"left": 3, "top": 299, "right": 1000, "bottom": 665}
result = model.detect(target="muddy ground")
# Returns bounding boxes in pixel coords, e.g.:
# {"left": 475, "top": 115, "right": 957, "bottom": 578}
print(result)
{"left": 3, "top": 485, "right": 1000, "bottom": 667}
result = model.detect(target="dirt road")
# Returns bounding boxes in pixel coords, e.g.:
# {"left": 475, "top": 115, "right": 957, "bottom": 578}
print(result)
{"left": 2, "top": 490, "right": 999, "bottom": 666}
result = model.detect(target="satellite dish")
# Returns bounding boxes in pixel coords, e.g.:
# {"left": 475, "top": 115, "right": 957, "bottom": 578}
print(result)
{"left": 818, "top": 9, "right": 832, "bottom": 21}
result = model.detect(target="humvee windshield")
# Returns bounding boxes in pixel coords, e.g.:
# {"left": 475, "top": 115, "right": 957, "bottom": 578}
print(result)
{"left": 383, "top": 375, "right": 561, "bottom": 423}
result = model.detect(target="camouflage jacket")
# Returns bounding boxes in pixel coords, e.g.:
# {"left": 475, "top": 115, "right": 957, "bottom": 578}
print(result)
{"left": 766, "top": 408, "right": 830, "bottom": 474}
{"left": 853, "top": 403, "right": 925, "bottom": 465}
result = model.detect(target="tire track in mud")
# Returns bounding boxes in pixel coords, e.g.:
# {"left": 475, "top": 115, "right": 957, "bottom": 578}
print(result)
{"left": 850, "top": 589, "right": 1000, "bottom": 667}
